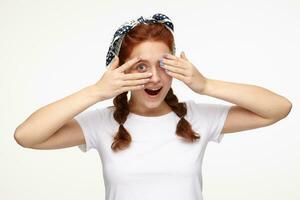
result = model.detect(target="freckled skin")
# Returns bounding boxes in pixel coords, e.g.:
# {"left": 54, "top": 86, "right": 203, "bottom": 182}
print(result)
{"left": 124, "top": 41, "right": 173, "bottom": 116}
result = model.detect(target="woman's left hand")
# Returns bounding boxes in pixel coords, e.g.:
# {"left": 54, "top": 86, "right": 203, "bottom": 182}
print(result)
{"left": 160, "top": 52, "right": 207, "bottom": 94}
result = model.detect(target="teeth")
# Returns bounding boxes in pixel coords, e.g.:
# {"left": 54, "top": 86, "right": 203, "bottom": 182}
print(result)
{"left": 148, "top": 87, "right": 161, "bottom": 91}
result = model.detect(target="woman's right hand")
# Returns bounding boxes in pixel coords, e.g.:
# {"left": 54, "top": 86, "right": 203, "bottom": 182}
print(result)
{"left": 94, "top": 56, "right": 152, "bottom": 101}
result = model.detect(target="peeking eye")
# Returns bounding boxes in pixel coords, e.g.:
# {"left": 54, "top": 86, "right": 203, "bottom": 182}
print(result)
{"left": 136, "top": 64, "right": 147, "bottom": 71}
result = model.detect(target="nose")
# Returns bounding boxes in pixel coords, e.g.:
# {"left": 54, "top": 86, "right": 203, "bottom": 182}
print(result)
{"left": 148, "top": 66, "right": 161, "bottom": 84}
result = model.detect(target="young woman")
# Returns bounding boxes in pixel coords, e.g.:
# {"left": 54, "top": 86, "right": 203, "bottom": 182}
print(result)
{"left": 14, "top": 13, "right": 292, "bottom": 200}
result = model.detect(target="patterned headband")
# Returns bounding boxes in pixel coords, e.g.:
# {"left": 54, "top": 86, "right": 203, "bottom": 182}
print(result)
{"left": 105, "top": 13, "right": 176, "bottom": 67}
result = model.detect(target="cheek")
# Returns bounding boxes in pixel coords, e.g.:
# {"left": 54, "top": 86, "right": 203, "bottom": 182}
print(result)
{"left": 161, "top": 69, "right": 173, "bottom": 80}
{"left": 162, "top": 70, "right": 172, "bottom": 81}
{"left": 157, "top": 67, "right": 169, "bottom": 77}
{"left": 162, "top": 75, "right": 172, "bottom": 88}
{"left": 132, "top": 87, "right": 145, "bottom": 95}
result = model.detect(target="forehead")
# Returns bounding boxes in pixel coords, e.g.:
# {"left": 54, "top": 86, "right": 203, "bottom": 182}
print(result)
{"left": 127, "top": 41, "right": 171, "bottom": 62}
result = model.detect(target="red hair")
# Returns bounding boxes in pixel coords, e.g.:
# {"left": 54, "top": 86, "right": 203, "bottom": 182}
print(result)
{"left": 111, "top": 23, "right": 201, "bottom": 152}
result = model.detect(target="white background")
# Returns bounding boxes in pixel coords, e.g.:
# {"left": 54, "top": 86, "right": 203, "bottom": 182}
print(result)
{"left": 1, "top": 0, "right": 299, "bottom": 199}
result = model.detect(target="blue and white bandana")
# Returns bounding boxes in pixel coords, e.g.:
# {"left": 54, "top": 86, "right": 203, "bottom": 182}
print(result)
{"left": 105, "top": 13, "right": 176, "bottom": 67}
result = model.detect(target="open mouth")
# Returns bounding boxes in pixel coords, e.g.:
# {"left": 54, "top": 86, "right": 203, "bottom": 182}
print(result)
{"left": 144, "top": 87, "right": 163, "bottom": 96}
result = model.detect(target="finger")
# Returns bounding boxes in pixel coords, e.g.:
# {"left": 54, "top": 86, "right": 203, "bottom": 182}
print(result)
{"left": 163, "top": 53, "right": 178, "bottom": 60}
{"left": 165, "top": 69, "right": 187, "bottom": 82}
{"left": 180, "top": 51, "right": 189, "bottom": 61}
{"left": 122, "top": 77, "right": 150, "bottom": 86}
{"left": 122, "top": 71, "right": 153, "bottom": 80}
{"left": 160, "top": 64, "right": 187, "bottom": 76}
{"left": 120, "top": 84, "right": 145, "bottom": 93}
{"left": 117, "top": 56, "right": 141, "bottom": 73}
{"left": 108, "top": 55, "right": 119, "bottom": 71}
{"left": 163, "top": 53, "right": 187, "bottom": 66}
{"left": 161, "top": 58, "right": 184, "bottom": 69}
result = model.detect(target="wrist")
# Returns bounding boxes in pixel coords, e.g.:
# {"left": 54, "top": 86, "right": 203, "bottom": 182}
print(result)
{"left": 201, "top": 78, "right": 213, "bottom": 96}
{"left": 84, "top": 84, "right": 105, "bottom": 103}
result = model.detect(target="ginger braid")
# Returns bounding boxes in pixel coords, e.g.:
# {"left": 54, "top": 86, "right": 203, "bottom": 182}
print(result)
{"left": 111, "top": 91, "right": 131, "bottom": 151}
{"left": 164, "top": 87, "right": 200, "bottom": 142}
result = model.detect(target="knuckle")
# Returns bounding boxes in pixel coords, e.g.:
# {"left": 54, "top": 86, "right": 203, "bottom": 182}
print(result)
{"left": 117, "top": 79, "right": 123, "bottom": 85}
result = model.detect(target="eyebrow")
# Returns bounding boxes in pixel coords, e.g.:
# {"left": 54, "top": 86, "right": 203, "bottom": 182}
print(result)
{"left": 137, "top": 59, "right": 160, "bottom": 64}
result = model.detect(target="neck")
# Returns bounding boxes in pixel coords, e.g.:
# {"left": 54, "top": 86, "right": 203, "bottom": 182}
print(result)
{"left": 128, "top": 99, "right": 172, "bottom": 117}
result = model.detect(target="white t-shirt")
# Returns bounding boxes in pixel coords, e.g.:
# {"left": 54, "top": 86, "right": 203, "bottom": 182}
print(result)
{"left": 74, "top": 99, "right": 231, "bottom": 200}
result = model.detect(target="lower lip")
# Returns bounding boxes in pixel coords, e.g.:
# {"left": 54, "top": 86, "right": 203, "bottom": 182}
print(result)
{"left": 143, "top": 88, "right": 162, "bottom": 99}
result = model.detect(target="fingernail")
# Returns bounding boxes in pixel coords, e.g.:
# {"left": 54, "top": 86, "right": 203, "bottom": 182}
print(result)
{"left": 159, "top": 58, "right": 164, "bottom": 66}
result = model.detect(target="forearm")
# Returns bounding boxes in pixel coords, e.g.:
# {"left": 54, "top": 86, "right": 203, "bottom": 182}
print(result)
{"left": 201, "top": 78, "right": 292, "bottom": 120}
{"left": 14, "top": 84, "right": 104, "bottom": 146}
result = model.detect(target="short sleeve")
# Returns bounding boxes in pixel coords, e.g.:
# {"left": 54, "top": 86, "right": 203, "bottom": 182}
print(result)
{"left": 186, "top": 100, "right": 232, "bottom": 144}
{"left": 74, "top": 109, "right": 101, "bottom": 152}
{"left": 206, "top": 103, "right": 231, "bottom": 143}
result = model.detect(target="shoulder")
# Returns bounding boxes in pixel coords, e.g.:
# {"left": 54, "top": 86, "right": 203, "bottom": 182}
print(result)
{"left": 184, "top": 100, "right": 231, "bottom": 139}
{"left": 184, "top": 99, "right": 231, "bottom": 121}
{"left": 76, "top": 106, "right": 116, "bottom": 127}
{"left": 97, "top": 105, "right": 116, "bottom": 122}
{"left": 82, "top": 105, "right": 113, "bottom": 117}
